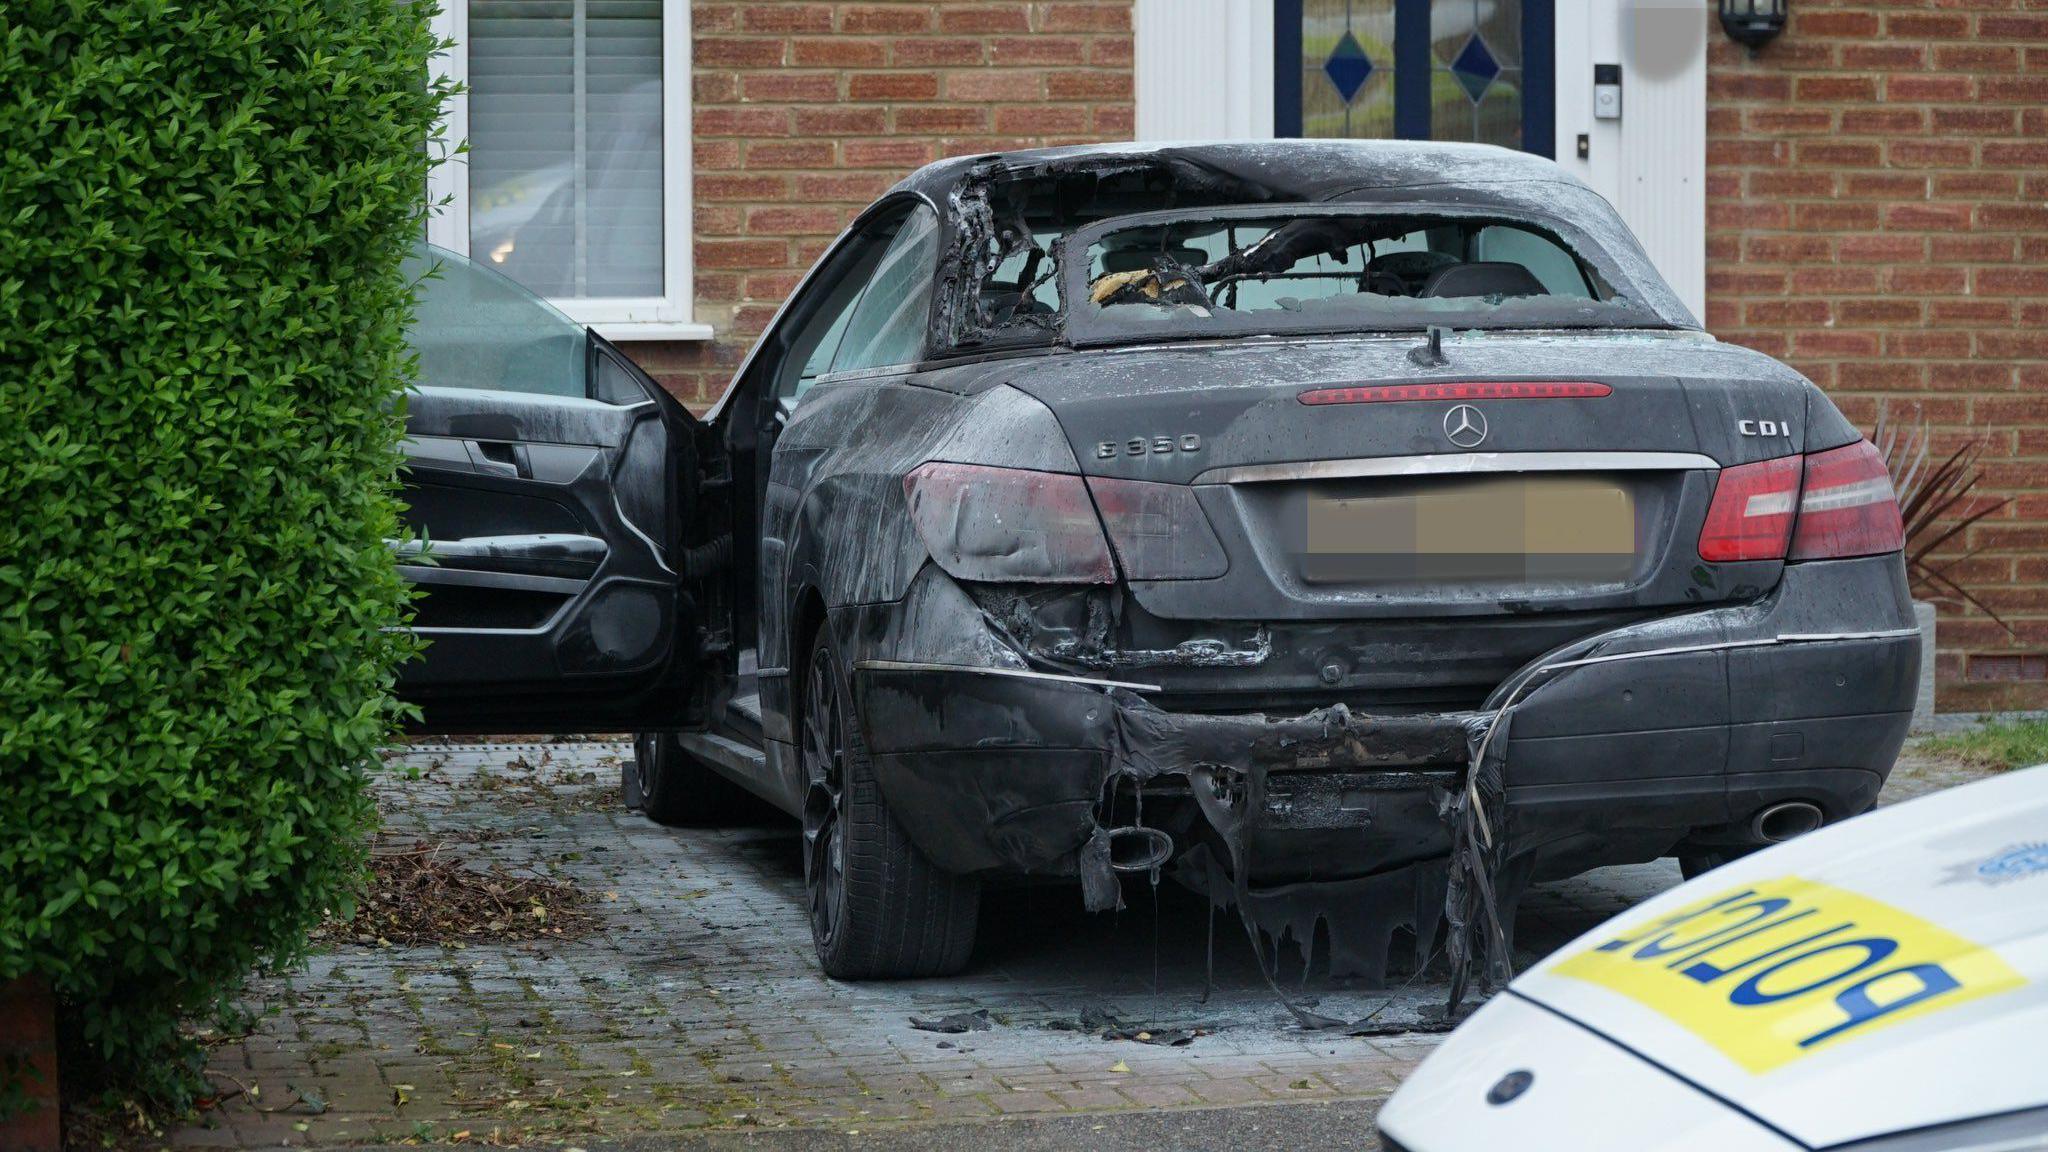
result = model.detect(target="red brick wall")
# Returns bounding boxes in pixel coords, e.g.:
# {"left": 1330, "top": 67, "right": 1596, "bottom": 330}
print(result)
{"left": 625, "top": 2, "right": 2042, "bottom": 707}
{"left": 622, "top": 1, "right": 1135, "bottom": 409}
{"left": 1705, "top": 4, "right": 2048, "bottom": 709}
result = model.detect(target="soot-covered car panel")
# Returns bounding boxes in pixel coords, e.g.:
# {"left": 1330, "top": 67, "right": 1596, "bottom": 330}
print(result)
{"left": 405, "top": 141, "right": 1917, "bottom": 988}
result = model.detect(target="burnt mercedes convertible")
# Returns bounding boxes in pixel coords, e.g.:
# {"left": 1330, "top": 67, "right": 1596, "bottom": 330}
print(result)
{"left": 398, "top": 141, "right": 1919, "bottom": 983}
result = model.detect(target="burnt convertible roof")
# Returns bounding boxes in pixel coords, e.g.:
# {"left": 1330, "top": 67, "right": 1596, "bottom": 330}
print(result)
{"left": 889, "top": 139, "right": 1588, "bottom": 206}
{"left": 888, "top": 140, "right": 1698, "bottom": 352}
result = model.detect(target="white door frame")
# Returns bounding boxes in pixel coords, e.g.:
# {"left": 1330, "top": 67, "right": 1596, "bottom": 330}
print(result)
{"left": 1133, "top": 0, "right": 1705, "bottom": 322}
{"left": 1133, "top": 0, "right": 1276, "bottom": 142}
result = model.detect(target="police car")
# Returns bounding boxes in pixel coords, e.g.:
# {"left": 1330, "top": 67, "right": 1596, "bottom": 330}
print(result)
{"left": 1378, "top": 765, "right": 2048, "bottom": 1152}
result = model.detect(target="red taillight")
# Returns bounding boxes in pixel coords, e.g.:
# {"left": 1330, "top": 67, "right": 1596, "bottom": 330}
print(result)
{"left": 1298, "top": 381, "right": 1613, "bottom": 406}
{"left": 1086, "top": 476, "right": 1228, "bottom": 580}
{"left": 1789, "top": 440, "right": 1904, "bottom": 560}
{"left": 1698, "top": 440, "right": 1903, "bottom": 564}
{"left": 1698, "top": 455, "right": 1802, "bottom": 562}
{"left": 903, "top": 462, "right": 1115, "bottom": 583}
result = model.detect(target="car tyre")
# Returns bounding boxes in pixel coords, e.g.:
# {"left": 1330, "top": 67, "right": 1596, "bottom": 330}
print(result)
{"left": 631, "top": 731, "right": 755, "bottom": 827}
{"left": 800, "top": 629, "right": 979, "bottom": 979}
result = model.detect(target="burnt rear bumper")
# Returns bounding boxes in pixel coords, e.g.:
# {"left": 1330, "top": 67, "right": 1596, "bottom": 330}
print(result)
{"left": 843, "top": 554, "right": 1918, "bottom": 883}
{"left": 853, "top": 663, "right": 1473, "bottom": 877}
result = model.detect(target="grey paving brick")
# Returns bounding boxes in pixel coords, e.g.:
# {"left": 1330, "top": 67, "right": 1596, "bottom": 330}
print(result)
{"left": 173, "top": 739, "right": 1974, "bottom": 1146}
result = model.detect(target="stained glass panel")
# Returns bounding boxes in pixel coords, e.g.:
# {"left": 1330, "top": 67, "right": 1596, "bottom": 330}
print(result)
{"left": 1301, "top": 0, "right": 1397, "bottom": 140}
{"left": 1429, "top": 0, "right": 1524, "bottom": 148}
{"left": 1282, "top": 0, "right": 1542, "bottom": 153}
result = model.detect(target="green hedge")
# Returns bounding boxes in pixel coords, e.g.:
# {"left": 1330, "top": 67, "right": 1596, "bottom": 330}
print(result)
{"left": 0, "top": 0, "right": 444, "bottom": 1101}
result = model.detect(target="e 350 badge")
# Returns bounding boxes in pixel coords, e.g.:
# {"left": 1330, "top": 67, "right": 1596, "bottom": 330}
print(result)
{"left": 1551, "top": 876, "right": 2023, "bottom": 1073}
{"left": 1097, "top": 434, "right": 1202, "bottom": 459}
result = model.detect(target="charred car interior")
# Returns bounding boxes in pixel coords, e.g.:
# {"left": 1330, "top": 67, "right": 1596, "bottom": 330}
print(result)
{"left": 396, "top": 141, "right": 1918, "bottom": 997}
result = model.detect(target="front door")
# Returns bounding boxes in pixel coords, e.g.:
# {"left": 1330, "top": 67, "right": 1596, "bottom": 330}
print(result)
{"left": 396, "top": 246, "right": 700, "bottom": 731}
{"left": 1275, "top": 0, "right": 1555, "bottom": 157}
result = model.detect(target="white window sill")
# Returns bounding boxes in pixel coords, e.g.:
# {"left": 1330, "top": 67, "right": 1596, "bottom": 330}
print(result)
{"left": 589, "top": 320, "right": 717, "bottom": 342}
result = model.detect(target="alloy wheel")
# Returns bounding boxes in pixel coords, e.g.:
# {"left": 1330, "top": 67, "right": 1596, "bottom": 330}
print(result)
{"left": 633, "top": 733, "right": 657, "bottom": 806}
{"left": 800, "top": 649, "right": 846, "bottom": 950}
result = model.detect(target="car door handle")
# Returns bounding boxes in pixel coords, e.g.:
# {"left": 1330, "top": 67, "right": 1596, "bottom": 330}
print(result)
{"left": 401, "top": 435, "right": 534, "bottom": 480}
{"left": 466, "top": 440, "right": 531, "bottom": 479}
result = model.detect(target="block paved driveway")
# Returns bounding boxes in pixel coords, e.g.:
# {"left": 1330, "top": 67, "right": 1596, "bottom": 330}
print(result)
{"left": 178, "top": 740, "right": 1961, "bottom": 1148}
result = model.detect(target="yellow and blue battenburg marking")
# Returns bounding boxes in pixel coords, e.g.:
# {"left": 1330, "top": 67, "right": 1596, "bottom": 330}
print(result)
{"left": 1552, "top": 876, "right": 2025, "bottom": 1073}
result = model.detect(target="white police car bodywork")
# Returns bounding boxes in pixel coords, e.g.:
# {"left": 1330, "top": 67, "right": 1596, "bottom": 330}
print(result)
{"left": 1378, "top": 764, "right": 2048, "bottom": 1151}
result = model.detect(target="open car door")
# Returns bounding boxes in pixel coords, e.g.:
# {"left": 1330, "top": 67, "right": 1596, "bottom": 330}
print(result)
{"left": 396, "top": 245, "right": 699, "bottom": 732}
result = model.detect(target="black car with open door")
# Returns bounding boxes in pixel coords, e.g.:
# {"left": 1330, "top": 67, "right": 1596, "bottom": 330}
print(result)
{"left": 396, "top": 246, "right": 706, "bottom": 734}
{"left": 400, "top": 142, "right": 1919, "bottom": 988}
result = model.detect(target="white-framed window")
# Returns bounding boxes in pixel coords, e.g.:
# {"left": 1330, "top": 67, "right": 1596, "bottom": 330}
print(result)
{"left": 427, "top": 0, "right": 710, "bottom": 340}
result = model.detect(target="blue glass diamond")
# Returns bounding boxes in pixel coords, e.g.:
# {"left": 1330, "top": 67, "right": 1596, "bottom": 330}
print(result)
{"left": 1450, "top": 34, "right": 1500, "bottom": 103}
{"left": 1323, "top": 30, "right": 1374, "bottom": 104}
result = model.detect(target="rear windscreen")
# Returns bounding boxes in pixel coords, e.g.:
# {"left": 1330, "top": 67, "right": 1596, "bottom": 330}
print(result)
{"left": 1066, "top": 209, "right": 1661, "bottom": 344}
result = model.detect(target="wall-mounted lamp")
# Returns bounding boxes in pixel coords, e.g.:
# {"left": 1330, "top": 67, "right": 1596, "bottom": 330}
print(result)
{"left": 1719, "top": 0, "right": 1788, "bottom": 49}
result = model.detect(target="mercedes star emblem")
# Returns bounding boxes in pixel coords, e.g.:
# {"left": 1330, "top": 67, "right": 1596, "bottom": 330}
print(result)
{"left": 1443, "top": 403, "right": 1489, "bottom": 449}
{"left": 1486, "top": 1069, "right": 1534, "bottom": 1106}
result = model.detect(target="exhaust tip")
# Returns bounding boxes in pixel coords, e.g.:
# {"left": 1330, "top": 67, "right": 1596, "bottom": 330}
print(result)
{"left": 1753, "top": 801, "right": 1824, "bottom": 844}
{"left": 1106, "top": 826, "right": 1174, "bottom": 873}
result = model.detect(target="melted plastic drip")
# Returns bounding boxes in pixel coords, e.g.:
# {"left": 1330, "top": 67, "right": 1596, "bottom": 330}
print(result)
{"left": 1445, "top": 708, "right": 1516, "bottom": 1010}
{"left": 1149, "top": 867, "right": 1162, "bottom": 997}
{"left": 1098, "top": 688, "right": 1516, "bottom": 1022}
{"left": 1202, "top": 898, "right": 1216, "bottom": 1002}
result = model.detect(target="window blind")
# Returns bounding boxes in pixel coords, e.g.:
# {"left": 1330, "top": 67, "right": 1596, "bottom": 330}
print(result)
{"left": 467, "top": 0, "right": 664, "bottom": 299}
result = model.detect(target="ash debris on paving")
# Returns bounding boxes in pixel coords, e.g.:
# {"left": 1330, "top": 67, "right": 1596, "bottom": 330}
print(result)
{"left": 908, "top": 1009, "right": 993, "bottom": 1035}
{"left": 1047, "top": 1007, "right": 1214, "bottom": 1047}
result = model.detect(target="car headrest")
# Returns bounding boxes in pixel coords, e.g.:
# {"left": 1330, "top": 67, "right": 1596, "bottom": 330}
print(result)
{"left": 1420, "top": 261, "right": 1550, "bottom": 299}
{"left": 1368, "top": 250, "right": 1459, "bottom": 280}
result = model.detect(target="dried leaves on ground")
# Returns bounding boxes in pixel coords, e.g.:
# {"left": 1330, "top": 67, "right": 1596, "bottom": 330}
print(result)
{"left": 319, "top": 839, "right": 595, "bottom": 946}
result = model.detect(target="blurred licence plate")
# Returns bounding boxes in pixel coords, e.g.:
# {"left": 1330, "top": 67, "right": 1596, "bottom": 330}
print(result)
{"left": 1301, "top": 476, "right": 1636, "bottom": 583}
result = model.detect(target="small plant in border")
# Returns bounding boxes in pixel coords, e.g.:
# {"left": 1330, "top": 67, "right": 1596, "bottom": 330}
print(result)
{"left": 1871, "top": 404, "right": 2014, "bottom": 630}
